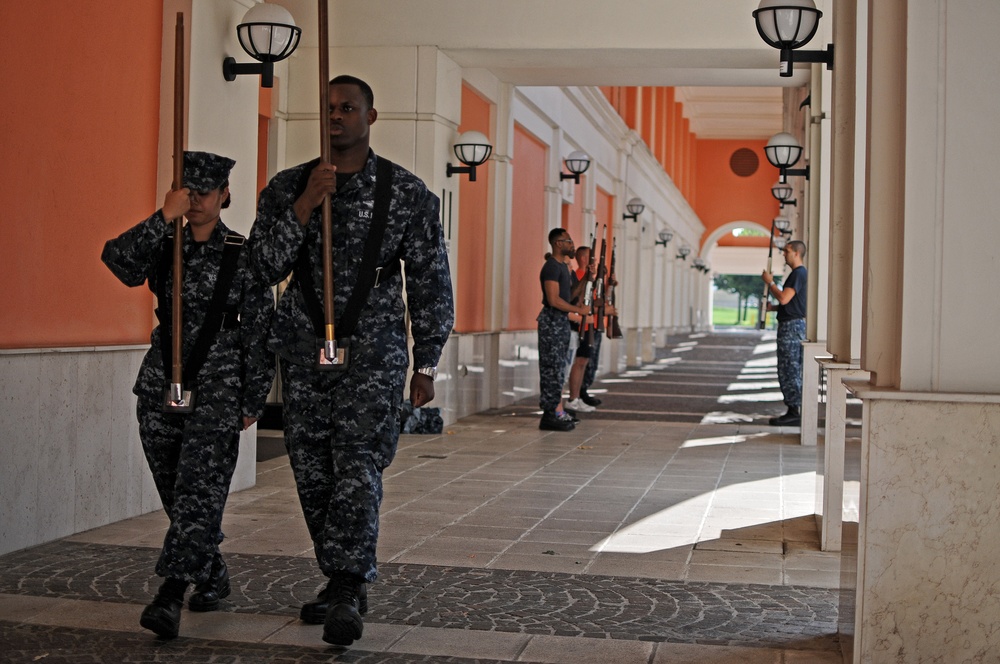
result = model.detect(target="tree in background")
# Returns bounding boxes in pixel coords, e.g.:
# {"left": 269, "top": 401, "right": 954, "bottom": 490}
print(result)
{"left": 713, "top": 274, "right": 782, "bottom": 325}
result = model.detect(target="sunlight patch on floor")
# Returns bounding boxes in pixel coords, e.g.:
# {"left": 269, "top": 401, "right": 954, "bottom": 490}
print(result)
{"left": 592, "top": 472, "right": 817, "bottom": 553}
{"left": 717, "top": 391, "right": 785, "bottom": 403}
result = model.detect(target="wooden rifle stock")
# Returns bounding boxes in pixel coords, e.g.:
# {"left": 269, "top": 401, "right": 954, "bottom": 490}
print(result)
{"left": 579, "top": 223, "right": 598, "bottom": 342}
{"left": 758, "top": 216, "right": 777, "bottom": 330}
{"left": 607, "top": 236, "right": 623, "bottom": 339}
{"left": 593, "top": 225, "right": 607, "bottom": 333}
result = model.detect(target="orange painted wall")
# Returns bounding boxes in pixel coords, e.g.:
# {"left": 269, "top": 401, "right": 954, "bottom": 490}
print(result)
{"left": 693, "top": 139, "right": 781, "bottom": 249}
{"left": 507, "top": 125, "right": 548, "bottom": 331}
{"left": 0, "top": 1, "right": 163, "bottom": 348}
{"left": 455, "top": 85, "right": 492, "bottom": 333}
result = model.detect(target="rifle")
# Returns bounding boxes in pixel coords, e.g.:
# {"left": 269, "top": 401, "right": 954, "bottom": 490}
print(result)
{"left": 606, "top": 236, "right": 623, "bottom": 339}
{"left": 578, "top": 223, "right": 598, "bottom": 343}
{"left": 316, "top": 0, "right": 348, "bottom": 370}
{"left": 757, "top": 216, "right": 777, "bottom": 330}
{"left": 163, "top": 12, "right": 193, "bottom": 413}
{"left": 592, "top": 225, "right": 608, "bottom": 335}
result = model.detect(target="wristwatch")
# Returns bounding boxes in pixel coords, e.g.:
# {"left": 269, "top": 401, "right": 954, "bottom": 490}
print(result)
{"left": 415, "top": 366, "right": 438, "bottom": 381}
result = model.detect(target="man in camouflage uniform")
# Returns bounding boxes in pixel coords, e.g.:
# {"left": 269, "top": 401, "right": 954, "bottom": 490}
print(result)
{"left": 249, "top": 75, "right": 453, "bottom": 646}
{"left": 537, "top": 228, "right": 591, "bottom": 431}
{"left": 102, "top": 152, "right": 275, "bottom": 639}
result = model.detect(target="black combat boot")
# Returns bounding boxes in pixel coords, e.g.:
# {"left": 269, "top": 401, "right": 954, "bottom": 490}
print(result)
{"left": 322, "top": 574, "right": 365, "bottom": 646}
{"left": 539, "top": 410, "right": 575, "bottom": 431}
{"left": 188, "top": 555, "right": 231, "bottom": 612}
{"left": 300, "top": 581, "right": 368, "bottom": 624}
{"left": 140, "top": 578, "right": 188, "bottom": 639}
{"left": 769, "top": 406, "right": 801, "bottom": 427}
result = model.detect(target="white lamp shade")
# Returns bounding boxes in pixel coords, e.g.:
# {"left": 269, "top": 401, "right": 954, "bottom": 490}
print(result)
{"left": 659, "top": 229, "right": 674, "bottom": 243}
{"left": 753, "top": 0, "right": 821, "bottom": 49}
{"left": 453, "top": 131, "right": 492, "bottom": 167}
{"left": 679, "top": 245, "right": 691, "bottom": 257}
{"left": 237, "top": 3, "right": 301, "bottom": 62}
{"left": 693, "top": 257, "right": 705, "bottom": 268}
{"left": 774, "top": 217, "right": 792, "bottom": 232}
{"left": 564, "top": 150, "right": 591, "bottom": 175}
{"left": 764, "top": 132, "right": 803, "bottom": 168}
{"left": 771, "top": 181, "right": 794, "bottom": 201}
{"left": 773, "top": 236, "right": 789, "bottom": 249}
{"left": 626, "top": 197, "right": 645, "bottom": 216}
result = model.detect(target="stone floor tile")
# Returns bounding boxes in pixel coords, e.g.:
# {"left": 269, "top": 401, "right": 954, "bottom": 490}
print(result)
{"left": 688, "top": 550, "right": 783, "bottom": 569}
{"left": 652, "top": 642, "right": 783, "bottom": 663}
{"left": 685, "top": 564, "right": 783, "bottom": 585}
{"left": 783, "top": 569, "right": 841, "bottom": 589}
{"left": 388, "top": 624, "right": 530, "bottom": 660}
{"left": 180, "top": 610, "right": 295, "bottom": 642}
{"left": 25, "top": 597, "right": 143, "bottom": 633}
{"left": 0, "top": 593, "right": 69, "bottom": 622}
{"left": 694, "top": 539, "right": 783, "bottom": 554}
{"left": 518, "top": 633, "right": 654, "bottom": 663}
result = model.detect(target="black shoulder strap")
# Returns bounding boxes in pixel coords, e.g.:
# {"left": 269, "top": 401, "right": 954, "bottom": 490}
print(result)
{"left": 337, "top": 156, "right": 394, "bottom": 339}
{"left": 182, "top": 233, "right": 245, "bottom": 384}
{"left": 155, "top": 233, "right": 245, "bottom": 385}
{"left": 292, "top": 156, "right": 396, "bottom": 340}
{"left": 156, "top": 235, "right": 174, "bottom": 375}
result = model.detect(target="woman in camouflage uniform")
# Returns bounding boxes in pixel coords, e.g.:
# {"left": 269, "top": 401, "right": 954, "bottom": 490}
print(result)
{"left": 101, "top": 152, "right": 275, "bottom": 639}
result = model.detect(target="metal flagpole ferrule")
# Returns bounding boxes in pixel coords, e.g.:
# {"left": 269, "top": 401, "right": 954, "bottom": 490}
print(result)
{"left": 164, "top": 382, "right": 195, "bottom": 413}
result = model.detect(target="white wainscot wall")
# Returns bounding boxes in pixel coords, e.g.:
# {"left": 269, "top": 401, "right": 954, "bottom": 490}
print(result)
{"left": 0, "top": 347, "right": 258, "bottom": 556}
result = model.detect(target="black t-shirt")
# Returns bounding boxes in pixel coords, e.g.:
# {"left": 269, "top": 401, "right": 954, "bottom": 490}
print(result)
{"left": 540, "top": 256, "right": 571, "bottom": 308}
{"left": 777, "top": 265, "right": 807, "bottom": 321}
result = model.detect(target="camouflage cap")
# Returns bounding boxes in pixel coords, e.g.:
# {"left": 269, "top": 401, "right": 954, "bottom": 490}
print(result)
{"left": 182, "top": 151, "right": 236, "bottom": 191}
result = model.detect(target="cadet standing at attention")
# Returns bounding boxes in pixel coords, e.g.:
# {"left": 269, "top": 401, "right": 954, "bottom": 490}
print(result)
{"left": 249, "top": 75, "right": 454, "bottom": 646}
{"left": 101, "top": 152, "right": 275, "bottom": 639}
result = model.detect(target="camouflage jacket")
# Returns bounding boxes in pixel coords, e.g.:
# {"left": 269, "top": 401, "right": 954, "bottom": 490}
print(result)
{"left": 102, "top": 214, "right": 275, "bottom": 418}
{"left": 249, "top": 150, "right": 454, "bottom": 371}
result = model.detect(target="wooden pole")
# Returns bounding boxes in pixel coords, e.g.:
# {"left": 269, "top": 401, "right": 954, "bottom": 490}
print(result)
{"left": 318, "top": 0, "right": 336, "bottom": 360}
{"left": 170, "top": 12, "right": 185, "bottom": 393}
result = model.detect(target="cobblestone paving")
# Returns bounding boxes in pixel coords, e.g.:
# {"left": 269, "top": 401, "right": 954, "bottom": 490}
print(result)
{"left": 1, "top": 621, "right": 504, "bottom": 664}
{"left": 0, "top": 541, "right": 838, "bottom": 651}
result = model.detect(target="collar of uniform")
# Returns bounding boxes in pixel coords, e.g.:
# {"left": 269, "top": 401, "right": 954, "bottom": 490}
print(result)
{"left": 336, "top": 149, "right": 379, "bottom": 195}
{"left": 175, "top": 219, "right": 230, "bottom": 251}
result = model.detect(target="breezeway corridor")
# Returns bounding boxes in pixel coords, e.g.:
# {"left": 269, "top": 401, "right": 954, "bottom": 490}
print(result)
{"left": 0, "top": 331, "right": 845, "bottom": 663}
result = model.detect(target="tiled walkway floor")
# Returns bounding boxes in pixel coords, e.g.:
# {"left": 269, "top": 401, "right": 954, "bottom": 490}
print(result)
{"left": 0, "top": 331, "right": 844, "bottom": 663}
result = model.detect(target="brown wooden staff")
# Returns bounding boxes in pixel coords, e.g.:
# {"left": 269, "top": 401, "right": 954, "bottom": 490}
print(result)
{"left": 316, "top": 0, "right": 347, "bottom": 369}
{"left": 165, "top": 12, "right": 193, "bottom": 411}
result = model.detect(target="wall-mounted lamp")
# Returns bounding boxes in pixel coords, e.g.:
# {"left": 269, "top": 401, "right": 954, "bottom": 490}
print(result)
{"left": 773, "top": 236, "right": 789, "bottom": 250}
{"left": 692, "top": 257, "right": 705, "bottom": 270}
{"left": 222, "top": 4, "right": 301, "bottom": 89}
{"left": 622, "top": 197, "right": 645, "bottom": 222}
{"left": 752, "top": 0, "right": 834, "bottom": 78}
{"left": 764, "top": 132, "right": 809, "bottom": 182}
{"left": 774, "top": 216, "right": 792, "bottom": 233}
{"left": 446, "top": 130, "right": 493, "bottom": 182}
{"left": 677, "top": 245, "right": 691, "bottom": 261}
{"left": 560, "top": 151, "right": 591, "bottom": 184}
{"left": 655, "top": 229, "right": 674, "bottom": 247}
{"left": 771, "top": 180, "right": 797, "bottom": 207}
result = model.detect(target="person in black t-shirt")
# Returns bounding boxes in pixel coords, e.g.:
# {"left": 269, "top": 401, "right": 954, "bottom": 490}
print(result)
{"left": 762, "top": 240, "right": 808, "bottom": 426}
{"left": 537, "top": 228, "right": 590, "bottom": 431}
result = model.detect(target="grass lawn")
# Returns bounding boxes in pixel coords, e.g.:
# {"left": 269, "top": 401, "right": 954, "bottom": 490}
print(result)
{"left": 713, "top": 305, "right": 763, "bottom": 328}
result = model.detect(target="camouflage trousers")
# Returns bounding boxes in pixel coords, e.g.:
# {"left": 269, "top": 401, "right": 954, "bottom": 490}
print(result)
{"left": 537, "top": 307, "right": 571, "bottom": 413}
{"left": 582, "top": 332, "right": 603, "bottom": 393}
{"left": 137, "top": 383, "right": 240, "bottom": 583}
{"left": 280, "top": 359, "right": 404, "bottom": 583}
{"left": 776, "top": 318, "right": 806, "bottom": 409}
